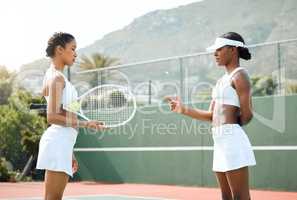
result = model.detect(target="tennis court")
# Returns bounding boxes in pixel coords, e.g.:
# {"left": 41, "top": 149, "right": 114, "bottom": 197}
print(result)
{"left": 5, "top": 195, "right": 169, "bottom": 200}
{"left": 1, "top": 181, "right": 297, "bottom": 200}
{"left": 1, "top": 35, "right": 297, "bottom": 200}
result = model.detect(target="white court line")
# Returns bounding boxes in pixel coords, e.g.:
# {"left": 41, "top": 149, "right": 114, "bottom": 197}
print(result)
{"left": 74, "top": 146, "right": 297, "bottom": 152}
{"left": 3, "top": 194, "right": 175, "bottom": 200}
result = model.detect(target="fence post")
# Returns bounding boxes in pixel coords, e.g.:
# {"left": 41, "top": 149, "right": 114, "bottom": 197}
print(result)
{"left": 277, "top": 42, "right": 283, "bottom": 95}
{"left": 148, "top": 80, "right": 152, "bottom": 105}
{"left": 179, "top": 58, "right": 185, "bottom": 102}
{"left": 100, "top": 71, "right": 104, "bottom": 85}
{"left": 67, "top": 66, "right": 71, "bottom": 81}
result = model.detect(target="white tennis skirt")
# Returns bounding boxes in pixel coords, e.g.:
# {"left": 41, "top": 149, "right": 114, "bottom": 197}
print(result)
{"left": 36, "top": 125, "right": 78, "bottom": 177}
{"left": 212, "top": 124, "right": 256, "bottom": 172}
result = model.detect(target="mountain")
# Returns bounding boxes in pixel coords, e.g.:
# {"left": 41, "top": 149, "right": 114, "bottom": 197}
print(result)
{"left": 19, "top": 0, "right": 297, "bottom": 94}
{"left": 79, "top": 0, "right": 297, "bottom": 62}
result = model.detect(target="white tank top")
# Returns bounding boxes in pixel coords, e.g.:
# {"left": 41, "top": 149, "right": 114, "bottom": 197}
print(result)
{"left": 212, "top": 67, "right": 246, "bottom": 107}
{"left": 43, "top": 64, "right": 78, "bottom": 107}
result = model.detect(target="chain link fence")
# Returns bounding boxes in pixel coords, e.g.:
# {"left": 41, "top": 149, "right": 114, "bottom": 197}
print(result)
{"left": 70, "top": 38, "right": 297, "bottom": 107}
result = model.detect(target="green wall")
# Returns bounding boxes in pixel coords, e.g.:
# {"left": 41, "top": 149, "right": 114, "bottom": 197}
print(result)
{"left": 74, "top": 95, "right": 297, "bottom": 191}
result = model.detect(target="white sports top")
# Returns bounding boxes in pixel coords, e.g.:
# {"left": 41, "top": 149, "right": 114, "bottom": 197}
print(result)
{"left": 212, "top": 67, "right": 246, "bottom": 107}
{"left": 43, "top": 64, "right": 78, "bottom": 107}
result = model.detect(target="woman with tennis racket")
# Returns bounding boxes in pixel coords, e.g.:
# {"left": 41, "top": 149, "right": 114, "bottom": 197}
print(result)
{"left": 36, "top": 32, "right": 104, "bottom": 200}
{"left": 167, "top": 32, "right": 256, "bottom": 200}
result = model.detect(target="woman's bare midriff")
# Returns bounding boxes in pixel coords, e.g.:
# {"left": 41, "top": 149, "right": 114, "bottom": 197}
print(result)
{"left": 212, "top": 103, "right": 240, "bottom": 127}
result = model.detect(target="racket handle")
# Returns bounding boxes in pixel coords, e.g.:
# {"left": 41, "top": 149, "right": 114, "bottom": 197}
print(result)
{"left": 29, "top": 103, "right": 47, "bottom": 110}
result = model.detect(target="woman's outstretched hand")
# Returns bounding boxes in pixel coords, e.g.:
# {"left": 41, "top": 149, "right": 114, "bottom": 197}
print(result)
{"left": 164, "top": 96, "right": 184, "bottom": 114}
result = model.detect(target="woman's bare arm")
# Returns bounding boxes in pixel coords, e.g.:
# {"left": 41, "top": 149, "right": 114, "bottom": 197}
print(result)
{"left": 167, "top": 97, "right": 213, "bottom": 122}
{"left": 46, "top": 75, "right": 105, "bottom": 130}
{"left": 46, "top": 75, "right": 81, "bottom": 128}
{"left": 182, "top": 100, "right": 214, "bottom": 121}
{"left": 232, "top": 71, "right": 253, "bottom": 125}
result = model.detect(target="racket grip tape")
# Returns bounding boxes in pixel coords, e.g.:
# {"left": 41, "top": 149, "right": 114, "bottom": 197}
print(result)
{"left": 29, "top": 103, "right": 47, "bottom": 110}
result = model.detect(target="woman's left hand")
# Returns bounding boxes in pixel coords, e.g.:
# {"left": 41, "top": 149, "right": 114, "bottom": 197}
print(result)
{"left": 72, "top": 155, "right": 79, "bottom": 174}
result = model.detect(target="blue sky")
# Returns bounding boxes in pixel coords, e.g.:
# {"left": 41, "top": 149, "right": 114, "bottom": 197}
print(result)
{"left": 0, "top": 0, "right": 200, "bottom": 71}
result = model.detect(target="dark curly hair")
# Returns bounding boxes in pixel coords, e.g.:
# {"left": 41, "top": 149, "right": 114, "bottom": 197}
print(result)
{"left": 221, "top": 32, "right": 251, "bottom": 60}
{"left": 46, "top": 32, "right": 75, "bottom": 58}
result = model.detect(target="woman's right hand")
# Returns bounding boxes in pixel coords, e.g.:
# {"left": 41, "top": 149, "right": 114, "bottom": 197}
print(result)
{"left": 86, "top": 121, "right": 106, "bottom": 131}
{"left": 165, "top": 96, "right": 184, "bottom": 114}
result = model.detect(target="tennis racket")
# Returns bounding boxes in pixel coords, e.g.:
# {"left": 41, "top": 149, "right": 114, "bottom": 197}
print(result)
{"left": 30, "top": 84, "right": 137, "bottom": 128}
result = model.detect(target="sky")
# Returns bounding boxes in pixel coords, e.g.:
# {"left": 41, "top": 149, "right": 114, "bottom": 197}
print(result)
{"left": 0, "top": 0, "right": 200, "bottom": 71}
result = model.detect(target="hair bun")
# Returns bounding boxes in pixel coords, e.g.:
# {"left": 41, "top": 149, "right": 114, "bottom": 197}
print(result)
{"left": 239, "top": 47, "right": 251, "bottom": 60}
{"left": 45, "top": 32, "right": 75, "bottom": 58}
{"left": 221, "top": 32, "right": 252, "bottom": 60}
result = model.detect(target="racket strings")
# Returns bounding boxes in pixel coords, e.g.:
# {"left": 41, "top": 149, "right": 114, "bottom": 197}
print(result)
{"left": 81, "top": 86, "right": 135, "bottom": 127}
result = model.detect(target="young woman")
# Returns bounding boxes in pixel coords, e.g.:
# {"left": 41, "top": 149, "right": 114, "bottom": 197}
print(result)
{"left": 167, "top": 32, "right": 256, "bottom": 200}
{"left": 36, "top": 32, "right": 104, "bottom": 200}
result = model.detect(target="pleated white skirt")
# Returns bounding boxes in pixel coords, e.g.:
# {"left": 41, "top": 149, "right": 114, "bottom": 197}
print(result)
{"left": 36, "top": 125, "right": 78, "bottom": 177}
{"left": 212, "top": 124, "right": 256, "bottom": 172}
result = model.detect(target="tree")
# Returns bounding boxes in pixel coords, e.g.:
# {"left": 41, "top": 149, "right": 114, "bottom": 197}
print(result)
{"left": 0, "top": 90, "right": 46, "bottom": 178}
{"left": 251, "top": 75, "right": 278, "bottom": 96}
{"left": 285, "top": 81, "right": 297, "bottom": 94}
{"left": 0, "top": 105, "right": 23, "bottom": 168}
{"left": 8, "top": 90, "right": 47, "bottom": 156}
{"left": 0, "top": 65, "right": 10, "bottom": 79}
{"left": 0, "top": 66, "right": 14, "bottom": 105}
{"left": 79, "top": 53, "right": 119, "bottom": 87}
{"left": 0, "top": 157, "right": 11, "bottom": 181}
